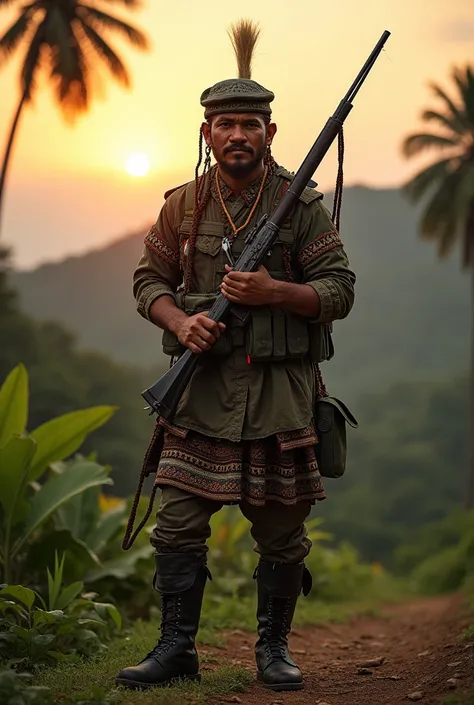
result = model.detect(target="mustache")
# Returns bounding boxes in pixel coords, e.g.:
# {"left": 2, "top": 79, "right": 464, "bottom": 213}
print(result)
{"left": 224, "top": 144, "right": 254, "bottom": 154}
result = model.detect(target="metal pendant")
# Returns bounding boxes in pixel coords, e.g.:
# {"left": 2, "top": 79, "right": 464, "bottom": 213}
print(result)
{"left": 222, "top": 237, "right": 235, "bottom": 266}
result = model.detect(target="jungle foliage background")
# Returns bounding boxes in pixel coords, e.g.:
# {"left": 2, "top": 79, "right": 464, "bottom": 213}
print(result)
{"left": 0, "top": 1, "right": 473, "bottom": 703}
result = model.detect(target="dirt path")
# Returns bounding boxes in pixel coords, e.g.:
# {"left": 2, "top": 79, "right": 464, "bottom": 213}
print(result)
{"left": 203, "top": 595, "right": 474, "bottom": 705}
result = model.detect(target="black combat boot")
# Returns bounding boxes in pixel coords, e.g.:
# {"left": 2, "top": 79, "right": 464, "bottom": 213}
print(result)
{"left": 115, "top": 553, "right": 210, "bottom": 689}
{"left": 254, "top": 559, "right": 312, "bottom": 691}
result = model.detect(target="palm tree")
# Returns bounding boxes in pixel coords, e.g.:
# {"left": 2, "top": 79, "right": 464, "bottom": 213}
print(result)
{"left": 0, "top": 0, "right": 149, "bottom": 230}
{"left": 402, "top": 65, "right": 474, "bottom": 508}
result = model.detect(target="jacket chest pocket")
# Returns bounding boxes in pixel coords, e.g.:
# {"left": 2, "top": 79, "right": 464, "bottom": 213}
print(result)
{"left": 218, "top": 226, "right": 295, "bottom": 280}
{"left": 179, "top": 220, "right": 225, "bottom": 290}
{"left": 265, "top": 227, "right": 294, "bottom": 279}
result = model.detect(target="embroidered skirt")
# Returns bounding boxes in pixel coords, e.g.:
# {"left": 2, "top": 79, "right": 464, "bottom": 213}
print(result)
{"left": 155, "top": 422, "right": 326, "bottom": 506}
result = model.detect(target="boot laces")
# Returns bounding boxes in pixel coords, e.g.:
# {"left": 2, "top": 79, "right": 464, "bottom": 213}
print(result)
{"left": 265, "top": 596, "right": 291, "bottom": 660}
{"left": 147, "top": 595, "right": 182, "bottom": 657}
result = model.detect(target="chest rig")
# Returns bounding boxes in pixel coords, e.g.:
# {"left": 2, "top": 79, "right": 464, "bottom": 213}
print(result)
{"left": 161, "top": 168, "right": 334, "bottom": 363}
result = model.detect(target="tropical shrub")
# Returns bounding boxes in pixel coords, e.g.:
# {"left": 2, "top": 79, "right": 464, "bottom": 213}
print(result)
{"left": 0, "top": 364, "right": 116, "bottom": 585}
{"left": 0, "top": 668, "right": 53, "bottom": 705}
{"left": 0, "top": 554, "right": 121, "bottom": 669}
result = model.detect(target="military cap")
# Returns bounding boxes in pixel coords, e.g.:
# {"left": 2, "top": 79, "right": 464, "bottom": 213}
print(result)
{"left": 200, "top": 78, "right": 274, "bottom": 118}
{"left": 200, "top": 20, "right": 274, "bottom": 119}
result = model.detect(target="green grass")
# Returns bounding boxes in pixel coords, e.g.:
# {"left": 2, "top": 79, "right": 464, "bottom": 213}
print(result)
{"left": 37, "top": 616, "right": 251, "bottom": 705}
{"left": 440, "top": 692, "right": 474, "bottom": 705}
{"left": 36, "top": 593, "right": 390, "bottom": 705}
{"left": 461, "top": 625, "right": 474, "bottom": 642}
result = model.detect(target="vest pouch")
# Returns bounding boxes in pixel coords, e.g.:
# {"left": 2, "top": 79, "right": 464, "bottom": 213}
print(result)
{"left": 246, "top": 307, "right": 273, "bottom": 360}
{"left": 308, "top": 321, "right": 335, "bottom": 363}
{"left": 285, "top": 311, "right": 310, "bottom": 358}
{"left": 272, "top": 309, "right": 287, "bottom": 361}
{"left": 314, "top": 397, "right": 358, "bottom": 478}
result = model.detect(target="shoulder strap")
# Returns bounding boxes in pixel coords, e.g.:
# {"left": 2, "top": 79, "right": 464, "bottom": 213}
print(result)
{"left": 184, "top": 181, "right": 196, "bottom": 216}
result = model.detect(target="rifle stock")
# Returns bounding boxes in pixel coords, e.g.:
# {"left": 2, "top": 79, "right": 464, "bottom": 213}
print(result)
{"left": 142, "top": 30, "right": 391, "bottom": 420}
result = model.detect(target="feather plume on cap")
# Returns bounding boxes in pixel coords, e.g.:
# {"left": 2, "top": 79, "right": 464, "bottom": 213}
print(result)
{"left": 227, "top": 19, "right": 261, "bottom": 80}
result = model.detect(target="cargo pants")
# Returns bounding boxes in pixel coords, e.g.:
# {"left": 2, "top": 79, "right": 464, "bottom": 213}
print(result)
{"left": 150, "top": 485, "right": 312, "bottom": 563}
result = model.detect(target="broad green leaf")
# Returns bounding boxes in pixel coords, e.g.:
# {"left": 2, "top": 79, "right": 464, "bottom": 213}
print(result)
{"left": 28, "top": 406, "right": 117, "bottom": 482}
{"left": 46, "top": 650, "right": 69, "bottom": 662}
{"left": 0, "top": 364, "right": 28, "bottom": 448}
{"left": 55, "top": 581, "right": 84, "bottom": 610}
{"left": 85, "top": 504, "right": 126, "bottom": 553}
{"left": 55, "top": 485, "right": 101, "bottom": 541}
{"left": 76, "top": 618, "right": 106, "bottom": 626}
{"left": 96, "top": 602, "right": 122, "bottom": 630}
{"left": 31, "top": 633, "right": 55, "bottom": 647}
{"left": 12, "top": 625, "right": 31, "bottom": 642}
{"left": 0, "top": 585, "right": 36, "bottom": 611}
{"left": 0, "top": 436, "right": 36, "bottom": 524}
{"left": 84, "top": 544, "right": 153, "bottom": 583}
{"left": 33, "top": 610, "right": 62, "bottom": 627}
{"left": 25, "top": 529, "right": 100, "bottom": 580}
{"left": 14, "top": 461, "right": 113, "bottom": 556}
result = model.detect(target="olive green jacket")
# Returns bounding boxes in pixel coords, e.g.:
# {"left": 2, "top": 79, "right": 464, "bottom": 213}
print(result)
{"left": 133, "top": 165, "right": 355, "bottom": 442}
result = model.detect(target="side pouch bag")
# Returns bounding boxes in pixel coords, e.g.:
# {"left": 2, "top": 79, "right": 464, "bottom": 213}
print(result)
{"left": 315, "top": 397, "right": 358, "bottom": 478}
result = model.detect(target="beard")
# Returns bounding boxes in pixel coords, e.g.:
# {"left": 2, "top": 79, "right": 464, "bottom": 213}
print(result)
{"left": 219, "top": 144, "right": 266, "bottom": 179}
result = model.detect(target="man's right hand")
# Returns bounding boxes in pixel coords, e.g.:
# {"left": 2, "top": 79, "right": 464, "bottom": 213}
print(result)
{"left": 176, "top": 312, "right": 226, "bottom": 354}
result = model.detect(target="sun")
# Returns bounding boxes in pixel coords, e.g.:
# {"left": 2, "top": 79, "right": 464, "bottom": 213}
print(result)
{"left": 125, "top": 152, "right": 150, "bottom": 177}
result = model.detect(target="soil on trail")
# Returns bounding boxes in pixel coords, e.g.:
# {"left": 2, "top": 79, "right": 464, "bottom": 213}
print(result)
{"left": 202, "top": 595, "right": 474, "bottom": 705}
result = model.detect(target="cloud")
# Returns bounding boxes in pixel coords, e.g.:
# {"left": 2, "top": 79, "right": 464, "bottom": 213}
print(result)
{"left": 439, "top": 19, "right": 474, "bottom": 42}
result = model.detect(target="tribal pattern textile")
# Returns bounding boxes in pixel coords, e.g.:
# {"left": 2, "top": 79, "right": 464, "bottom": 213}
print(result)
{"left": 154, "top": 423, "right": 326, "bottom": 506}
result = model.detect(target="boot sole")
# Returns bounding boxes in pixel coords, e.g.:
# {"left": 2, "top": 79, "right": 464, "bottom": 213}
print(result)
{"left": 115, "top": 673, "right": 201, "bottom": 690}
{"left": 256, "top": 671, "right": 303, "bottom": 691}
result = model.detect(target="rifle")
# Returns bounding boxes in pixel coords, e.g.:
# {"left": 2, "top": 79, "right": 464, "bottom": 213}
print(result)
{"left": 142, "top": 30, "right": 391, "bottom": 421}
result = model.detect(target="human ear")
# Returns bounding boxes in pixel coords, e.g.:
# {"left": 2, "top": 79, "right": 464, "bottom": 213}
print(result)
{"left": 266, "top": 122, "right": 277, "bottom": 146}
{"left": 201, "top": 121, "right": 211, "bottom": 145}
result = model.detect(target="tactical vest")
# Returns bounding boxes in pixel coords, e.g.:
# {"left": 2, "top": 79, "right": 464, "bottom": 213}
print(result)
{"left": 161, "top": 168, "right": 334, "bottom": 363}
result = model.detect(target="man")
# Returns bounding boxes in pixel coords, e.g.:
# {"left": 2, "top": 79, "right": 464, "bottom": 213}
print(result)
{"left": 116, "top": 20, "right": 355, "bottom": 693}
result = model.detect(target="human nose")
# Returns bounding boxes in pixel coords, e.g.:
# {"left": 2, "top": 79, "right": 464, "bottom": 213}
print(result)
{"left": 229, "top": 124, "right": 248, "bottom": 143}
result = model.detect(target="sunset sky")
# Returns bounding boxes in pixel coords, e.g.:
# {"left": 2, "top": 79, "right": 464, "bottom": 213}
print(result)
{"left": 1, "top": 0, "right": 473, "bottom": 269}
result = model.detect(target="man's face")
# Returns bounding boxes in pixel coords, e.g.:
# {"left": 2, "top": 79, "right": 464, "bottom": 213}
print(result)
{"left": 202, "top": 113, "right": 277, "bottom": 179}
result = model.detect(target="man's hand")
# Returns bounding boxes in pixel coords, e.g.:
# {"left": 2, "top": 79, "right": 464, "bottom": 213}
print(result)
{"left": 221, "top": 264, "right": 275, "bottom": 306}
{"left": 176, "top": 312, "right": 226, "bottom": 354}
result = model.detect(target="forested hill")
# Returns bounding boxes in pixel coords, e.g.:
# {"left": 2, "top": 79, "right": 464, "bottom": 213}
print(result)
{"left": 11, "top": 186, "right": 469, "bottom": 404}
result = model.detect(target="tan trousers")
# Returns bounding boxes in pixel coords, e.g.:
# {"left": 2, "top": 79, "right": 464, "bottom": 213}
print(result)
{"left": 151, "top": 486, "right": 312, "bottom": 564}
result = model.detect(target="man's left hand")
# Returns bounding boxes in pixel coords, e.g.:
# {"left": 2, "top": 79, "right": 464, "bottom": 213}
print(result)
{"left": 221, "top": 264, "right": 275, "bottom": 306}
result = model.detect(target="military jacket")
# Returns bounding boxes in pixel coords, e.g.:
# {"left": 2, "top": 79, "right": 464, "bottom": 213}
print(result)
{"left": 133, "top": 164, "right": 355, "bottom": 442}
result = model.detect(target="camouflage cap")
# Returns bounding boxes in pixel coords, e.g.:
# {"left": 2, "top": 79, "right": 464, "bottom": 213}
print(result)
{"left": 200, "top": 78, "right": 274, "bottom": 119}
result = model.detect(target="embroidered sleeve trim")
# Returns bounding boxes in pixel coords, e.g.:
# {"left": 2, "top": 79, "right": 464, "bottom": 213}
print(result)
{"left": 145, "top": 225, "right": 179, "bottom": 266}
{"left": 298, "top": 230, "right": 342, "bottom": 268}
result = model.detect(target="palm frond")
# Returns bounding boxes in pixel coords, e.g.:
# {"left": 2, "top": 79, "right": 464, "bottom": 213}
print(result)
{"left": 0, "top": 9, "right": 36, "bottom": 64}
{"left": 461, "top": 200, "right": 474, "bottom": 268}
{"left": 403, "top": 157, "right": 453, "bottom": 203}
{"left": 428, "top": 81, "right": 470, "bottom": 133}
{"left": 20, "top": 19, "right": 46, "bottom": 101}
{"left": 45, "top": 5, "right": 79, "bottom": 81}
{"left": 452, "top": 66, "right": 474, "bottom": 126}
{"left": 79, "top": 18, "right": 129, "bottom": 86}
{"left": 420, "top": 109, "right": 467, "bottom": 137}
{"left": 77, "top": 4, "right": 148, "bottom": 48}
{"left": 44, "top": 9, "right": 90, "bottom": 117}
{"left": 97, "top": 0, "right": 143, "bottom": 6}
{"left": 402, "top": 132, "right": 459, "bottom": 159}
{"left": 417, "top": 168, "right": 465, "bottom": 259}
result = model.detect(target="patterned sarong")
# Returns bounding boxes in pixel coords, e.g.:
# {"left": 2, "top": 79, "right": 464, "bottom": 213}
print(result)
{"left": 155, "top": 421, "right": 326, "bottom": 506}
